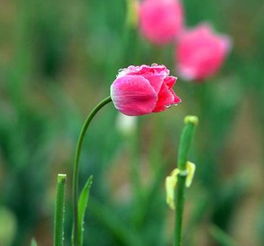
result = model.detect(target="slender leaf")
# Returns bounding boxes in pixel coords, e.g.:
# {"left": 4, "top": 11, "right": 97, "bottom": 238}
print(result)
{"left": 54, "top": 174, "right": 66, "bottom": 246}
{"left": 77, "top": 175, "right": 93, "bottom": 246}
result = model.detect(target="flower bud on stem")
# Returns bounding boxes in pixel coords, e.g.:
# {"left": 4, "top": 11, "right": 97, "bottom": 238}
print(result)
{"left": 72, "top": 96, "right": 112, "bottom": 246}
{"left": 174, "top": 116, "right": 198, "bottom": 246}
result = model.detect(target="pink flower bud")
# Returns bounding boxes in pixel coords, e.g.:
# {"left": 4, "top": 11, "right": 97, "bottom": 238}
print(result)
{"left": 139, "top": 0, "right": 184, "bottom": 45}
{"left": 176, "top": 23, "right": 231, "bottom": 81}
{"left": 111, "top": 64, "right": 181, "bottom": 116}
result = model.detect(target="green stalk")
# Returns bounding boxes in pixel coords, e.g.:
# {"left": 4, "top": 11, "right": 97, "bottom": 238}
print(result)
{"left": 72, "top": 96, "right": 112, "bottom": 246}
{"left": 54, "top": 174, "right": 67, "bottom": 246}
{"left": 174, "top": 116, "right": 198, "bottom": 246}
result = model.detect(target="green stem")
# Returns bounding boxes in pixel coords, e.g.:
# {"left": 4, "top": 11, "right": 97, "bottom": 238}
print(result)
{"left": 54, "top": 174, "right": 67, "bottom": 246}
{"left": 174, "top": 116, "right": 198, "bottom": 246}
{"left": 72, "top": 96, "right": 112, "bottom": 246}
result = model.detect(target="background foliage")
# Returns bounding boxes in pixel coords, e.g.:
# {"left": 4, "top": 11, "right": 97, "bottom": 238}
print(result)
{"left": 0, "top": 0, "right": 264, "bottom": 245}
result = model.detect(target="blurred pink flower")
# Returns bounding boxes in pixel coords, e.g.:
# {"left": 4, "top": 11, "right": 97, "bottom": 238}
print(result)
{"left": 111, "top": 64, "right": 181, "bottom": 116}
{"left": 139, "top": 0, "right": 184, "bottom": 45}
{"left": 176, "top": 23, "right": 231, "bottom": 81}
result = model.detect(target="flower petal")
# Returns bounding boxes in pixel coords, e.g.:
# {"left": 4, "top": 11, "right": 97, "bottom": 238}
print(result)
{"left": 139, "top": 0, "right": 184, "bottom": 44}
{"left": 117, "top": 64, "right": 170, "bottom": 93}
{"left": 111, "top": 75, "right": 158, "bottom": 116}
{"left": 153, "top": 81, "right": 181, "bottom": 112}
{"left": 176, "top": 23, "right": 231, "bottom": 81}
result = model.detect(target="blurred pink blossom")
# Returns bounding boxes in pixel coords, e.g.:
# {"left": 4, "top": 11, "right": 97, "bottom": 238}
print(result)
{"left": 176, "top": 23, "right": 231, "bottom": 81}
{"left": 111, "top": 64, "right": 181, "bottom": 116}
{"left": 139, "top": 0, "right": 184, "bottom": 44}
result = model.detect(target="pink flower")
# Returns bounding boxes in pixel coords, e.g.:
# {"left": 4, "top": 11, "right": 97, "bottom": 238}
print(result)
{"left": 110, "top": 64, "right": 181, "bottom": 116}
{"left": 176, "top": 23, "right": 231, "bottom": 81}
{"left": 139, "top": 0, "right": 184, "bottom": 45}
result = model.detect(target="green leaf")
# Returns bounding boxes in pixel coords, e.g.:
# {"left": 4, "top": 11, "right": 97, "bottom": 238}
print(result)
{"left": 54, "top": 174, "right": 66, "bottom": 246}
{"left": 78, "top": 175, "right": 93, "bottom": 246}
{"left": 31, "top": 239, "right": 37, "bottom": 246}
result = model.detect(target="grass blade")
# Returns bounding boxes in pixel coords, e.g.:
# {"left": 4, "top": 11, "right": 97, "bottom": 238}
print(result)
{"left": 77, "top": 175, "right": 93, "bottom": 246}
{"left": 54, "top": 174, "right": 66, "bottom": 246}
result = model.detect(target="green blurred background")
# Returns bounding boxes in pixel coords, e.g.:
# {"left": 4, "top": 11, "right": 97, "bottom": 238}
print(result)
{"left": 0, "top": 0, "right": 264, "bottom": 245}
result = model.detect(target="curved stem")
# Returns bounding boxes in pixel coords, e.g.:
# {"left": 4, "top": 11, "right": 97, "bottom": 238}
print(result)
{"left": 72, "top": 96, "right": 112, "bottom": 246}
{"left": 174, "top": 116, "right": 198, "bottom": 246}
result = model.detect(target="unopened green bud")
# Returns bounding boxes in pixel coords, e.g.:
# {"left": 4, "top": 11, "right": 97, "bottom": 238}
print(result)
{"left": 184, "top": 115, "right": 199, "bottom": 125}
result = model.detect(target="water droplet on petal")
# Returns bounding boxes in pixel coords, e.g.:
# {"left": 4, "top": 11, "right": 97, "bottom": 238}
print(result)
{"left": 118, "top": 68, "right": 125, "bottom": 73}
